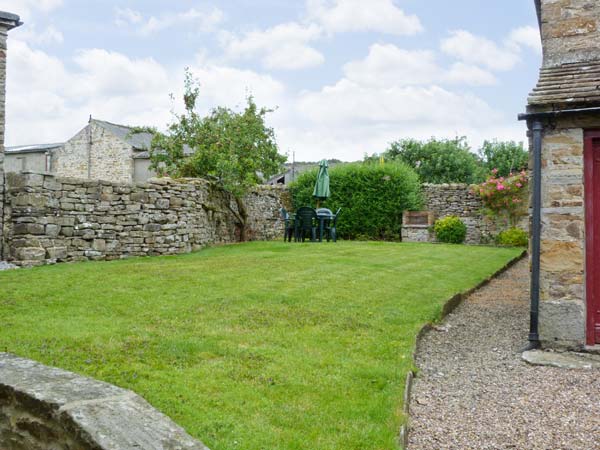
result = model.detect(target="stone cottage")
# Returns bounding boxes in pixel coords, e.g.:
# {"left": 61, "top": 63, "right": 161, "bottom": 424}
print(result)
{"left": 0, "top": 11, "right": 21, "bottom": 258}
{"left": 521, "top": 0, "right": 600, "bottom": 349}
{"left": 53, "top": 118, "right": 160, "bottom": 183}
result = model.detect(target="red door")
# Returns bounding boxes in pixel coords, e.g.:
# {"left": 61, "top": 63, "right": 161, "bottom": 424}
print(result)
{"left": 584, "top": 131, "right": 600, "bottom": 345}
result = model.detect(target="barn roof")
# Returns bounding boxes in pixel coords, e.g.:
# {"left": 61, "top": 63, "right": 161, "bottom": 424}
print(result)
{"left": 6, "top": 143, "right": 63, "bottom": 154}
{"left": 92, "top": 119, "right": 154, "bottom": 151}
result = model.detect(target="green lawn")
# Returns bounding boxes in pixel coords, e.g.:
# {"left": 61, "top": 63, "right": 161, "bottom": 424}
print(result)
{"left": 0, "top": 242, "right": 522, "bottom": 450}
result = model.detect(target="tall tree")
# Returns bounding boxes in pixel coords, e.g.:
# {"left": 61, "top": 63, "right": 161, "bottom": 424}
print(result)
{"left": 376, "top": 137, "right": 483, "bottom": 184}
{"left": 139, "top": 70, "right": 286, "bottom": 241}
{"left": 478, "top": 140, "right": 528, "bottom": 177}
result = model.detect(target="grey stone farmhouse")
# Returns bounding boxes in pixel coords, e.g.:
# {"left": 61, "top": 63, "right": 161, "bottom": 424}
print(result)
{"left": 522, "top": 0, "right": 600, "bottom": 350}
{"left": 6, "top": 118, "right": 162, "bottom": 183}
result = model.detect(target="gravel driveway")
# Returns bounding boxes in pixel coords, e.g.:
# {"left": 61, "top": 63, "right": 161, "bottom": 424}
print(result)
{"left": 408, "top": 258, "right": 600, "bottom": 450}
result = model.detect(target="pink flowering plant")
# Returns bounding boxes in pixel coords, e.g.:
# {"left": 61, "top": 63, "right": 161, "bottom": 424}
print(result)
{"left": 473, "top": 169, "right": 529, "bottom": 226}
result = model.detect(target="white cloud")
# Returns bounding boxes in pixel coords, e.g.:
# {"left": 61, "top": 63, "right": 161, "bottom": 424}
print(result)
{"left": 12, "top": 24, "right": 63, "bottom": 45}
{"left": 441, "top": 30, "right": 521, "bottom": 71}
{"left": 114, "top": 7, "right": 224, "bottom": 36}
{"left": 445, "top": 62, "right": 497, "bottom": 86}
{"left": 220, "top": 22, "right": 324, "bottom": 70}
{"left": 306, "top": 0, "right": 423, "bottom": 35}
{"left": 114, "top": 8, "right": 143, "bottom": 27}
{"left": 342, "top": 44, "right": 497, "bottom": 88}
{"left": 507, "top": 26, "right": 542, "bottom": 54}
{"left": 343, "top": 45, "right": 438, "bottom": 86}
{"left": 5, "top": 41, "right": 176, "bottom": 145}
{"left": 1, "top": 0, "right": 62, "bottom": 16}
{"left": 4, "top": 40, "right": 287, "bottom": 148}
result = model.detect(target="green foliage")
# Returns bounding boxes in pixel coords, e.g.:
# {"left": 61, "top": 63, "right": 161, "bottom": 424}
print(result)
{"left": 290, "top": 162, "right": 422, "bottom": 240}
{"left": 136, "top": 70, "right": 286, "bottom": 240}
{"left": 479, "top": 140, "right": 529, "bottom": 178}
{"left": 434, "top": 216, "right": 467, "bottom": 244}
{"left": 473, "top": 170, "right": 529, "bottom": 227}
{"left": 496, "top": 227, "right": 529, "bottom": 247}
{"left": 0, "top": 241, "right": 523, "bottom": 450}
{"left": 371, "top": 137, "right": 483, "bottom": 184}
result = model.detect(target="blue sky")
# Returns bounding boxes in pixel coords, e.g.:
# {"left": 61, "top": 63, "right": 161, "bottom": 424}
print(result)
{"left": 3, "top": 0, "right": 541, "bottom": 161}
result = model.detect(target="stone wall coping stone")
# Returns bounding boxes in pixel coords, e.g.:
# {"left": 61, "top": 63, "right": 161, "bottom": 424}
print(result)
{"left": 0, "top": 353, "right": 210, "bottom": 449}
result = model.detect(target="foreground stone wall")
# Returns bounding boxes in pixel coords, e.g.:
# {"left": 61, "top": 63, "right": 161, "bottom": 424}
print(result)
{"left": 3, "top": 172, "right": 286, "bottom": 266}
{"left": 0, "top": 353, "right": 209, "bottom": 450}
{"left": 538, "top": 117, "right": 588, "bottom": 349}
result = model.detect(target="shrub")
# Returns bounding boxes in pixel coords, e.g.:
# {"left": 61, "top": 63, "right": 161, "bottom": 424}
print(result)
{"left": 473, "top": 170, "right": 529, "bottom": 227}
{"left": 433, "top": 216, "right": 467, "bottom": 244}
{"left": 289, "top": 162, "right": 422, "bottom": 240}
{"left": 496, "top": 227, "right": 529, "bottom": 247}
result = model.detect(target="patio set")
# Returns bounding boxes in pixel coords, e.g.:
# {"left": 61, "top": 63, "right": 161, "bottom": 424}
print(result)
{"left": 280, "top": 159, "right": 340, "bottom": 242}
{"left": 280, "top": 207, "right": 341, "bottom": 243}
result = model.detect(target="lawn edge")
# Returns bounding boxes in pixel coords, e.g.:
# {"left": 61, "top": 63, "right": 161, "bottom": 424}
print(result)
{"left": 398, "top": 249, "right": 527, "bottom": 450}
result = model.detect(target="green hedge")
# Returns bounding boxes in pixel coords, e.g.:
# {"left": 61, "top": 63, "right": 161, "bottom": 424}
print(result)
{"left": 289, "top": 162, "right": 422, "bottom": 240}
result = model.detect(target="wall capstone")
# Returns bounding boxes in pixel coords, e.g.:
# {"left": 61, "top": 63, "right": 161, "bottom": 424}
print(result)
{"left": 0, "top": 353, "right": 209, "bottom": 450}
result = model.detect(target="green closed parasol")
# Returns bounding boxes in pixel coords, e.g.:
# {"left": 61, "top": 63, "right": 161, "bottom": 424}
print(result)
{"left": 313, "top": 160, "right": 330, "bottom": 208}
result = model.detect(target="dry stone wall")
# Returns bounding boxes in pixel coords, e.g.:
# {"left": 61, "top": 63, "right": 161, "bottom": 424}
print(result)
{"left": 402, "top": 184, "right": 495, "bottom": 244}
{"left": 3, "top": 172, "right": 286, "bottom": 266}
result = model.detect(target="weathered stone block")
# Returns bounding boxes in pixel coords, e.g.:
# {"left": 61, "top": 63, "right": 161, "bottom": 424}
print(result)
{"left": 539, "top": 300, "right": 586, "bottom": 349}
{"left": 46, "top": 247, "right": 68, "bottom": 260}
{"left": 14, "top": 247, "right": 46, "bottom": 261}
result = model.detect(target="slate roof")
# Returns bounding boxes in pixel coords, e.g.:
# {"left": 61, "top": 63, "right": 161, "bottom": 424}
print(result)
{"left": 93, "top": 119, "right": 154, "bottom": 151}
{"left": 528, "top": 61, "right": 600, "bottom": 108}
{"left": 6, "top": 143, "right": 63, "bottom": 154}
{"left": 93, "top": 119, "right": 194, "bottom": 157}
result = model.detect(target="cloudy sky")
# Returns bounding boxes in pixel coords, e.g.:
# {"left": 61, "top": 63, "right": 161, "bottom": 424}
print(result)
{"left": 3, "top": 0, "right": 541, "bottom": 161}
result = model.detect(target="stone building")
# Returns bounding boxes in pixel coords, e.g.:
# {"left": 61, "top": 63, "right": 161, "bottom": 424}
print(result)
{"left": 521, "top": 0, "right": 600, "bottom": 349}
{"left": 53, "top": 118, "right": 161, "bottom": 183}
{"left": 5, "top": 143, "right": 61, "bottom": 173}
{"left": 0, "top": 11, "right": 21, "bottom": 259}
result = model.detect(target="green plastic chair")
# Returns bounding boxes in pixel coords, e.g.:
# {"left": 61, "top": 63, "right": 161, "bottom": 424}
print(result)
{"left": 295, "top": 207, "right": 318, "bottom": 242}
{"left": 325, "top": 208, "right": 341, "bottom": 242}
{"left": 280, "top": 208, "right": 295, "bottom": 242}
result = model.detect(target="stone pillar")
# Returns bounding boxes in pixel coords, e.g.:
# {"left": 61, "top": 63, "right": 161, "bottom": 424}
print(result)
{"left": 0, "top": 11, "right": 21, "bottom": 259}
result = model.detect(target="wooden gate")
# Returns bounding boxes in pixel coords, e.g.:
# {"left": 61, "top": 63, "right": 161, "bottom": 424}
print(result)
{"left": 584, "top": 130, "right": 600, "bottom": 345}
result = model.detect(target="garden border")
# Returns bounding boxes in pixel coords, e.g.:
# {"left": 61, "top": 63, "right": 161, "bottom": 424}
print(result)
{"left": 398, "top": 249, "right": 527, "bottom": 449}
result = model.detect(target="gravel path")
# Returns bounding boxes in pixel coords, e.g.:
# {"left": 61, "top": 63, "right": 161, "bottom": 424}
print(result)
{"left": 408, "top": 259, "right": 600, "bottom": 450}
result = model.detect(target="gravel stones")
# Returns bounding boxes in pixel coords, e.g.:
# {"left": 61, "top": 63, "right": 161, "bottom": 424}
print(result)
{"left": 408, "top": 259, "right": 600, "bottom": 450}
{"left": 0, "top": 261, "right": 17, "bottom": 271}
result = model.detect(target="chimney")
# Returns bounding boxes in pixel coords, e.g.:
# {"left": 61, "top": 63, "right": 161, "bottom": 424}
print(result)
{"left": 0, "top": 11, "right": 22, "bottom": 259}
{"left": 528, "top": 1, "right": 600, "bottom": 111}
{"left": 540, "top": 0, "right": 600, "bottom": 68}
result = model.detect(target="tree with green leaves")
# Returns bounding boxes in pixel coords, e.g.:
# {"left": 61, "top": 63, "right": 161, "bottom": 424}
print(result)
{"left": 372, "top": 137, "right": 483, "bottom": 184}
{"left": 478, "top": 140, "right": 528, "bottom": 178}
{"left": 137, "top": 70, "right": 286, "bottom": 241}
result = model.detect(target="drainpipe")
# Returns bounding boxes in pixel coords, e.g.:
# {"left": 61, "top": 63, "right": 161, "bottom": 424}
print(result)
{"left": 528, "top": 119, "right": 543, "bottom": 348}
{"left": 87, "top": 115, "right": 92, "bottom": 179}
